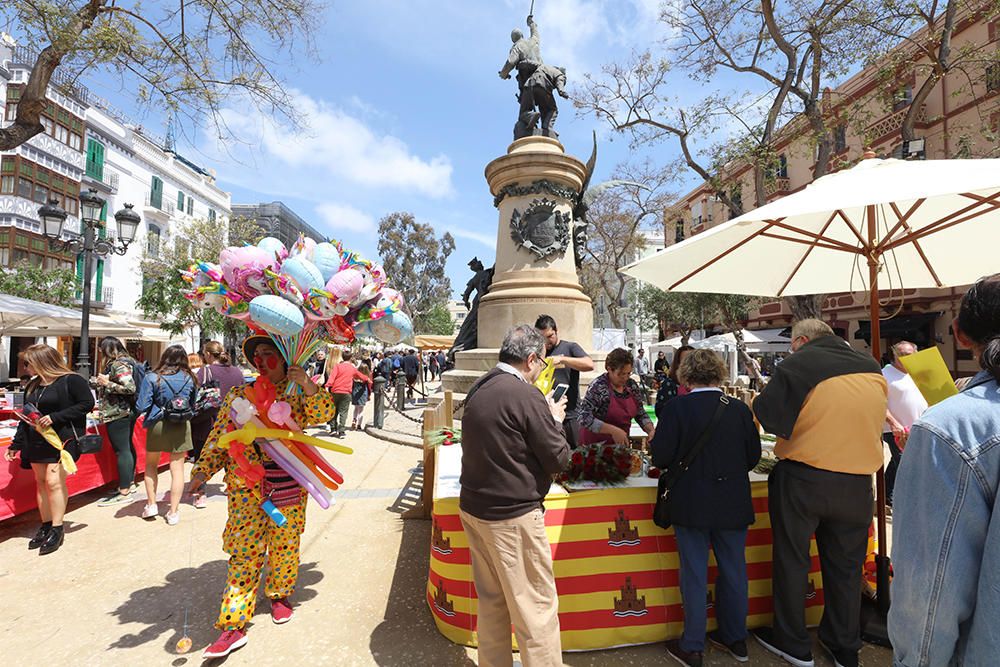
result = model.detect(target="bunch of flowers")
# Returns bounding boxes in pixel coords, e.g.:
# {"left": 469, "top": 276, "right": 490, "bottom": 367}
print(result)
{"left": 428, "top": 426, "right": 461, "bottom": 448}
{"left": 556, "top": 443, "right": 632, "bottom": 485}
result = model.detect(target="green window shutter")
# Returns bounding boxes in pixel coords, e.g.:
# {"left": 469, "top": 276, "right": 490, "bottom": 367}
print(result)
{"left": 208, "top": 208, "right": 216, "bottom": 223}
{"left": 187, "top": 196, "right": 193, "bottom": 215}
{"left": 85, "top": 139, "right": 104, "bottom": 180}
{"left": 95, "top": 258, "right": 104, "bottom": 301}
{"left": 177, "top": 191, "right": 184, "bottom": 210}
{"left": 75, "top": 254, "right": 84, "bottom": 299}
{"left": 150, "top": 176, "right": 163, "bottom": 209}
{"left": 98, "top": 202, "right": 107, "bottom": 239}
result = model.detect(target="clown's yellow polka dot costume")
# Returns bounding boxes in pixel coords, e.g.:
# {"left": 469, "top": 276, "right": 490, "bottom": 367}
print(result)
{"left": 193, "top": 379, "right": 335, "bottom": 630}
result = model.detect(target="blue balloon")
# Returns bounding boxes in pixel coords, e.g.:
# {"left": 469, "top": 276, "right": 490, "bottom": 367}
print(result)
{"left": 369, "top": 310, "right": 413, "bottom": 345}
{"left": 312, "top": 242, "right": 343, "bottom": 282}
{"left": 249, "top": 295, "right": 304, "bottom": 336}
{"left": 257, "top": 236, "right": 287, "bottom": 259}
{"left": 280, "top": 256, "right": 324, "bottom": 293}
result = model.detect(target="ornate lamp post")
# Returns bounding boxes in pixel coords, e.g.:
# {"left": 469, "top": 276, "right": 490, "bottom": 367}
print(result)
{"left": 39, "top": 189, "right": 141, "bottom": 377}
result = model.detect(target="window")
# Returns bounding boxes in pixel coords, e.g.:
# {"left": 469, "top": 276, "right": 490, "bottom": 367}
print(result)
{"left": 0, "top": 176, "right": 12, "bottom": 194}
{"left": 208, "top": 208, "right": 216, "bottom": 223}
{"left": 4, "top": 86, "right": 85, "bottom": 151}
{"left": 834, "top": 124, "right": 847, "bottom": 153}
{"left": 147, "top": 224, "right": 161, "bottom": 257}
{"left": 988, "top": 64, "right": 1000, "bottom": 93}
{"left": 777, "top": 154, "right": 788, "bottom": 178}
{"left": 85, "top": 139, "right": 105, "bottom": 180}
{"left": 892, "top": 85, "right": 912, "bottom": 111}
{"left": 5, "top": 156, "right": 80, "bottom": 214}
{"left": 150, "top": 176, "right": 163, "bottom": 209}
{"left": 187, "top": 197, "right": 193, "bottom": 215}
{"left": 729, "top": 186, "right": 743, "bottom": 217}
{"left": 674, "top": 219, "right": 685, "bottom": 243}
{"left": 177, "top": 191, "right": 185, "bottom": 210}
{"left": 4, "top": 102, "right": 15, "bottom": 121}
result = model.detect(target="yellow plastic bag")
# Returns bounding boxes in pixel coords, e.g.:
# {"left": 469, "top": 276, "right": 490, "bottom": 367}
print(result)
{"left": 534, "top": 358, "right": 555, "bottom": 395}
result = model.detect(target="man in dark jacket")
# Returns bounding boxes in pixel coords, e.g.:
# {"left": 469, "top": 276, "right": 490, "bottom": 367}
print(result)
{"left": 752, "top": 319, "right": 887, "bottom": 667}
{"left": 400, "top": 349, "right": 420, "bottom": 400}
{"left": 460, "top": 324, "right": 569, "bottom": 667}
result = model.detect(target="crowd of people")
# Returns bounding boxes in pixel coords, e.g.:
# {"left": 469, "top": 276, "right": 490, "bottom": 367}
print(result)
{"left": 458, "top": 275, "right": 1000, "bottom": 667}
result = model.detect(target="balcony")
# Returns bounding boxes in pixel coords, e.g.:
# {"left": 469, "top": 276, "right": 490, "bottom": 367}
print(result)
{"left": 82, "top": 168, "right": 119, "bottom": 194}
{"left": 764, "top": 177, "right": 791, "bottom": 198}
{"left": 143, "top": 193, "right": 175, "bottom": 219}
{"left": 866, "top": 104, "right": 930, "bottom": 142}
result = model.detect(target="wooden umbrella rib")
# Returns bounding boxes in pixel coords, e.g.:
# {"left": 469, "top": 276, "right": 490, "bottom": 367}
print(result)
{"left": 884, "top": 202, "right": 943, "bottom": 287}
{"left": 759, "top": 232, "right": 854, "bottom": 252}
{"left": 776, "top": 212, "right": 839, "bottom": 297}
{"left": 835, "top": 209, "right": 869, "bottom": 248}
{"left": 668, "top": 221, "right": 776, "bottom": 291}
{"left": 874, "top": 199, "right": 925, "bottom": 253}
{"left": 764, "top": 218, "right": 859, "bottom": 252}
{"left": 885, "top": 191, "right": 1000, "bottom": 251}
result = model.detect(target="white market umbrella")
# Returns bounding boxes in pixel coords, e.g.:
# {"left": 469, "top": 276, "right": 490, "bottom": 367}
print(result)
{"left": 621, "top": 156, "right": 1000, "bottom": 619}
{"left": 0, "top": 293, "right": 88, "bottom": 335}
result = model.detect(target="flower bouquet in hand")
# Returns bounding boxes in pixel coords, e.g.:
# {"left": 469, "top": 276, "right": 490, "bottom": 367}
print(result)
{"left": 556, "top": 443, "right": 632, "bottom": 486}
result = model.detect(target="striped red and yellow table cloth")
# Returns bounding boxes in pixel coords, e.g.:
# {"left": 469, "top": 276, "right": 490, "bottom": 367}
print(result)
{"left": 427, "top": 446, "right": 824, "bottom": 651}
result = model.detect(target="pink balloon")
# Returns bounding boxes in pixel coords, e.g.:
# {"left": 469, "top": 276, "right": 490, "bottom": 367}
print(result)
{"left": 220, "top": 246, "right": 278, "bottom": 286}
{"left": 326, "top": 269, "right": 364, "bottom": 303}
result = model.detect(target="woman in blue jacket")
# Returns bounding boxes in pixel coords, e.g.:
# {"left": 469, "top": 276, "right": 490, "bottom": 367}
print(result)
{"left": 651, "top": 349, "right": 762, "bottom": 667}
{"left": 136, "top": 345, "right": 197, "bottom": 525}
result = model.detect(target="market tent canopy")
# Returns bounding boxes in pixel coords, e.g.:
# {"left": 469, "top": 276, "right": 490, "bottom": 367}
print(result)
{"left": 0, "top": 294, "right": 141, "bottom": 338}
{"left": 622, "top": 158, "right": 1000, "bottom": 296}
{"left": 693, "top": 329, "right": 790, "bottom": 354}
{"left": 414, "top": 334, "right": 455, "bottom": 350}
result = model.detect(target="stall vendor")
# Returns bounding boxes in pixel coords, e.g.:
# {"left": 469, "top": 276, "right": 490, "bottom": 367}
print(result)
{"left": 577, "top": 348, "right": 654, "bottom": 447}
{"left": 189, "top": 335, "right": 335, "bottom": 659}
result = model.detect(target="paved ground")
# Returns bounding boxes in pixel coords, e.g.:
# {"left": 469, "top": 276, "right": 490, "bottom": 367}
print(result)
{"left": 1, "top": 411, "right": 893, "bottom": 666}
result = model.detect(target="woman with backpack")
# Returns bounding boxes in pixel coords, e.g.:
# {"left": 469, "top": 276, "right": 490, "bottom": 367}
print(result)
{"left": 95, "top": 337, "right": 140, "bottom": 507}
{"left": 4, "top": 344, "right": 94, "bottom": 554}
{"left": 136, "top": 345, "right": 198, "bottom": 525}
{"left": 350, "top": 361, "right": 373, "bottom": 430}
{"left": 190, "top": 341, "right": 245, "bottom": 508}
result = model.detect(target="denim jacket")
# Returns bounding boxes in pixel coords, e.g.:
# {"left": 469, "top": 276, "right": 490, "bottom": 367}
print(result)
{"left": 888, "top": 371, "right": 1000, "bottom": 667}
{"left": 136, "top": 371, "right": 196, "bottom": 426}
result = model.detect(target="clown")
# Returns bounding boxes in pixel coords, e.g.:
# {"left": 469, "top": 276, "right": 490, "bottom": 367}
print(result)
{"left": 189, "top": 335, "right": 335, "bottom": 659}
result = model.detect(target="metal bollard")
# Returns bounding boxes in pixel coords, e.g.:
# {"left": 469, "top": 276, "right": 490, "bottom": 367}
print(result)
{"left": 373, "top": 377, "right": 386, "bottom": 429}
{"left": 396, "top": 374, "right": 407, "bottom": 412}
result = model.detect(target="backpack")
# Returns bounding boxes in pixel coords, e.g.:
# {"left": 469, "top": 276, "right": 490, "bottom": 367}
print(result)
{"left": 158, "top": 374, "right": 195, "bottom": 423}
{"left": 127, "top": 358, "right": 148, "bottom": 406}
{"left": 193, "top": 366, "right": 222, "bottom": 415}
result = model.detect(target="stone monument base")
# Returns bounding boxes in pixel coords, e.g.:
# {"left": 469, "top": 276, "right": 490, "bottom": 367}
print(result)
{"left": 442, "top": 347, "right": 608, "bottom": 397}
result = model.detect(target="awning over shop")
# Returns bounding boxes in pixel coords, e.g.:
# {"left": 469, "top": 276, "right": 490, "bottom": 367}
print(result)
{"left": 0, "top": 294, "right": 141, "bottom": 338}
{"left": 854, "top": 312, "right": 941, "bottom": 345}
{"left": 414, "top": 334, "right": 455, "bottom": 350}
{"left": 123, "top": 319, "right": 187, "bottom": 344}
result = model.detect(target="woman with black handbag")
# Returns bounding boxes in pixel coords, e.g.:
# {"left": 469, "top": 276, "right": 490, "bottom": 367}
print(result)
{"left": 650, "top": 349, "right": 762, "bottom": 667}
{"left": 136, "top": 345, "right": 198, "bottom": 525}
{"left": 3, "top": 344, "right": 94, "bottom": 554}
{"left": 190, "top": 341, "right": 245, "bottom": 508}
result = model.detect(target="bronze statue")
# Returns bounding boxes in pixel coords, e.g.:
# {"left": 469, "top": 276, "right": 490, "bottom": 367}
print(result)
{"left": 499, "top": 14, "right": 567, "bottom": 140}
{"left": 449, "top": 257, "right": 494, "bottom": 358}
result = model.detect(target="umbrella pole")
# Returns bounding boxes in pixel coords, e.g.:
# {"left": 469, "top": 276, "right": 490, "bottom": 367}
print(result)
{"left": 864, "top": 204, "right": 892, "bottom": 644}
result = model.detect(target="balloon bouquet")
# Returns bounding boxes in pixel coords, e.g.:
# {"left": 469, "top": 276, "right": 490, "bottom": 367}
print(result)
{"left": 182, "top": 233, "right": 414, "bottom": 389}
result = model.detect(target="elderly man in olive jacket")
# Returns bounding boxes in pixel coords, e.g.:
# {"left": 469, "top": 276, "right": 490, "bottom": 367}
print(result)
{"left": 460, "top": 324, "right": 570, "bottom": 667}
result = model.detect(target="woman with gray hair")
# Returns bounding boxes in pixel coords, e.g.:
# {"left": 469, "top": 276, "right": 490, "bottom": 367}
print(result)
{"left": 577, "top": 348, "right": 654, "bottom": 446}
{"left": 651, "top": 349, "right": 762, "bottom": 666}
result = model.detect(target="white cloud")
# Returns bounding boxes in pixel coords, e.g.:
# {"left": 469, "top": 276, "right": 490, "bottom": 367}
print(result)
{"left": 316, "top": 202, "right": 376, "bottom": 233}
{"left": 214, "top": 91, "right": 454, "bottom": 199}
{"left": 446, "top": 227, "right": 496, "bottom": 248}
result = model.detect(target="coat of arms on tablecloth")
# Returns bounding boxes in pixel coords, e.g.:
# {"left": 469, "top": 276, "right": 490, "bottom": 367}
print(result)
{"left": 806, "top": 578, "right": 817, "bottom": 600}
{"left": 707, "top": 590, "right": 715, "bottom": 609}
{"left": 434, "top": 579, "right": 456, "bottom": 617}
{"left": 509, "top": 198, "right": 571, "bottom": 260}
{"left": 607, "top": 509, "right": 641, "bottom": 547}
{"left": 432, "top": 519, "right": 452, "bottom": 555}
{"left": 612, "top": 577, "right": 648, "bottom": 617}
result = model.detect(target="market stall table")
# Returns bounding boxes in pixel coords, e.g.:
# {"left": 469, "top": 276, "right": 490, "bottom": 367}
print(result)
{"left": 0, "top": 421, "right": 161, "bottom": 521}
{"left": 427, "top": 444, "right": 825, "bottom": 651}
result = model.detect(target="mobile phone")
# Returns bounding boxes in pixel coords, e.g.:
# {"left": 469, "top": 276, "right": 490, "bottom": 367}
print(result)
{"left": 552, "top": 383, "right": 569, "bottom": 402}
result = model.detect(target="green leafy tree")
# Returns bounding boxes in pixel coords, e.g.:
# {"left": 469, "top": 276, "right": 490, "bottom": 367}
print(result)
{"left": 0, "top": 0, "right": 319, "bottom": 151}
{"left": 136, "top": 214, "right": 262, "bottom": 346}
{"left": 376, "top": 212, "right": 455, "bottom": 333}
{"left": 635, "top": 285, "right": 716, "bottom": 345}
{"left": 0, "top": 261, "right": 78, "bottom": 306}
{"left": 419, "top": 302, "right": 456, "bottom": 336}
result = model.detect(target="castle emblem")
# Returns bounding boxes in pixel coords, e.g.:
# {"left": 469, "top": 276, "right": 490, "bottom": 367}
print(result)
{"left": 432, "top": 520, "right": 452, "bottom": 555}
{"left": 607, "top": 510, "right": 640, "bottom": 547}
{"left": 806, "top": 578, "right": 817, "bottom": 600}
{"left": 612, "top": 577, "right": 648, "bottom": 618}
{"left": 433, "top": 579, "right": 456, "bottom": 617}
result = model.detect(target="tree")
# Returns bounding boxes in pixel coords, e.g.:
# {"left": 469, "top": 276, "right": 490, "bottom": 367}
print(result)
{"left": 0, "top": 261, "right": 78, "bottom": 306}
{"left": 0, "top": 0, "right": 318, "bottom": 151}
{"left": 136, "top": 214, "right": 262, "bottom": 346}
{"left": 712, "top": 293, "right": 767, "bottom": 382}
{"left": 578, "top": 161, "right": 676, "bottom": 329}
{"left": 419, "top": 302, "right": 456, "bottom": 336}
{"left": 635, "top": 285, "right": 716, "bottom": 346}
{"left": 376, "top": 212, "right": 455, "bottom": 333}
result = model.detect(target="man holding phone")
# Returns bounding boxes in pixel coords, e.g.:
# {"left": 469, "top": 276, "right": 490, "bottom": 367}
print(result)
{"left": 536, "top": 315, "right": 595, "bottom": 448}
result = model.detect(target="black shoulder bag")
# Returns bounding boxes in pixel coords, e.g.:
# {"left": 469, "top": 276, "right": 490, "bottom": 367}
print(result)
{"left": 653, "top": 394, "right": 730, "bottom": 530}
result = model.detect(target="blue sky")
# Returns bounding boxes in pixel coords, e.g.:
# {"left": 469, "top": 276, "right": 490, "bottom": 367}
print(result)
{"left": 89, "top": 0, "right": 712, "bottom": 297}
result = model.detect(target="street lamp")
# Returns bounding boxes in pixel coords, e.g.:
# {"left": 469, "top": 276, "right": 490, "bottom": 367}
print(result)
{"left": 39, "top": 189, "right": 141, "bottom": 378}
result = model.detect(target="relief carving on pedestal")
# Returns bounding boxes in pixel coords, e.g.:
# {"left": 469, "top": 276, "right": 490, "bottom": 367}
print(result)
{"left": 509, "top": 197, "right": 570, "bottom": 260}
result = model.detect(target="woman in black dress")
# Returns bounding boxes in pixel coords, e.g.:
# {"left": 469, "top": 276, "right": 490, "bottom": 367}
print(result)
{"left": 3, "top": 344, "right": 94, "bottom": 554}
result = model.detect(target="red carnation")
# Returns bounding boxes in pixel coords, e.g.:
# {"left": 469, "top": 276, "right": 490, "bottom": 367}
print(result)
{"left": 571, "top": 451, "right": 584, "bottom": 466}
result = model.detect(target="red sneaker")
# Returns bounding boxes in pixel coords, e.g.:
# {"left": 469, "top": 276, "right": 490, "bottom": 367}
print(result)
{"left": 202, "top": 629, "right": 247, "bottom": 659}
{"left": 271, "top": 597, "right": 294, "bottom": 624}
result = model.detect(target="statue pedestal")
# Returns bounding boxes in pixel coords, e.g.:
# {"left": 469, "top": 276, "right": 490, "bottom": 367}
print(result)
{"left": 443, "top": 136, "right": 597, "bottom": 395}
